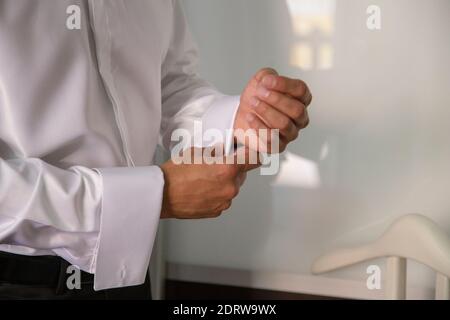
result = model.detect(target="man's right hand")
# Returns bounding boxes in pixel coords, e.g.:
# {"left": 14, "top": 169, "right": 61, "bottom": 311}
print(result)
{"left": 160, "top": 148, "right": 256, "bottom": 219}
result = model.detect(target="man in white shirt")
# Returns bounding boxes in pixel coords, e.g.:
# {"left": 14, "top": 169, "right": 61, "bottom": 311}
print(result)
{"left": 0, "top": 0, "right": 311, "bottom": 299}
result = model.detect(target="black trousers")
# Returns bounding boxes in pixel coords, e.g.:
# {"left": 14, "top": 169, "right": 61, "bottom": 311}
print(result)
{"left": 0, "top": 251, "right": 151, "bottom": 300}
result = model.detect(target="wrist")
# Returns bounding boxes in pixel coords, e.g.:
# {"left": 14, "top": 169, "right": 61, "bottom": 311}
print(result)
{"left": 159, "top": 163, "right": 172, "bottom": 219}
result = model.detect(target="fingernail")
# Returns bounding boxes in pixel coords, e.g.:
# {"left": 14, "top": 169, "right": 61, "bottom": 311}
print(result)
{"left": 250, "top": 97, "right": 260, "bottom": 107}
{"left": 257, "top": 86, "right": 271, "bottom": 99}
{"left": 262, "top": 75, "right": 277, "bottom": 88}
{"left": 246, "top": 113, "right": 255, "bottom": 123}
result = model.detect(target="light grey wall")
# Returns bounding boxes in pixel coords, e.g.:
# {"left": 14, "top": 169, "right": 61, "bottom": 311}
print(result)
{"left": 166, "top": 0, "right": 450, "bottom": 294}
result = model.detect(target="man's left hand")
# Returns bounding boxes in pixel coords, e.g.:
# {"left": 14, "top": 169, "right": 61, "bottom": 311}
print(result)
{"left": 234, "top": 68, "right": 312, "bottom": 153}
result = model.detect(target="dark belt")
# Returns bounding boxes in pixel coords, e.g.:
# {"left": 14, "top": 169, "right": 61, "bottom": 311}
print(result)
{"left": 0, "top": 251, "right": 93, "bottom": 292}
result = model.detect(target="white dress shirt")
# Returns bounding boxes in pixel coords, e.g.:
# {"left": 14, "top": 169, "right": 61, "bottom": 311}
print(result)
{"left": 0, "top": 0, "right": 239, "bottom": 290}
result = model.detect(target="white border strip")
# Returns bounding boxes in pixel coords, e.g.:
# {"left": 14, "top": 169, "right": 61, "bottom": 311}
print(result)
{"left": 167, "top": 263, "right": 434, "bottom": 300}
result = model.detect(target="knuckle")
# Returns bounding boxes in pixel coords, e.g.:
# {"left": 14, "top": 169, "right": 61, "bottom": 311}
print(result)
{"left": 255, "top": 102, "right": 267, "bottom": 114}
{"left": 217, "top": 165, "right": 228, "bottom": 177}
{"left": 226, "top": 184, "right": 240, "bottom": 199}
{"left": 223, "top": 201, "right": 232, "bottom": 211}
{"left": 219, "top": 165, "right": 237, "bottom": 178}
{"left": 303, "top": 115, "right": 310, "bottom": 128}
{"left": 276, "top": 77, "right": 287, "bottom": 90}
{"left": 250, "top": 78, "right": 259, "bottom": 88}
{"left": 271, "top": 92, "right": 281, "bottom": 104}
{"left": 292, "top": 129, "right": 300, "bottom": 140}
{"left": 211, "top": 210, "right": 223, "bottom": 218}
{"left": 291, "top": 104, "right": 305, "bottom": 119}
{"left": 295, "top": 80, "right": 307, "bottom": 96}
{"left": 279, "top": 117, "right": 291, "bottom": 131}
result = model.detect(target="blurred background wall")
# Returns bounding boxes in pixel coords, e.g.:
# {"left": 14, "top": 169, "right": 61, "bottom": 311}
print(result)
{"left": 163, "top": 0, "right": 450, "bottom": 299}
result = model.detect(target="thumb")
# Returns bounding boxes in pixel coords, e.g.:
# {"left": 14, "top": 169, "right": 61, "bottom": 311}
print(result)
{"left": 254, "top": 67, "right": 279, "bottom": 82}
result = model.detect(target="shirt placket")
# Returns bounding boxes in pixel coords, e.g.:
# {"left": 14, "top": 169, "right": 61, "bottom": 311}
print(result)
{"left": 87, "top": 0, "right": 135, "bottom": 168}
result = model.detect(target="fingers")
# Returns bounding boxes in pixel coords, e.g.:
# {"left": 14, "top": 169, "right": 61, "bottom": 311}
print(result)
{"left": 224, "top": 172, "right": 246, "bottom": 215}
{"left": 244, "top": 112, "right": 270, "bottom": 151}
{"left": 246, "top": 112, "right": 268, "bottom": 132}
{"left": 251, "top": 89, "right": 308, "bottom": 129}
{"left": 182, "top": 147, "right": 262, "bottom": 172}
{"left": 248, "top": 97, "right": 298, "bottom": 141}
{"left": 225, "top": 147, "right": 262, "bottom": 172}
{"left": 220, "top": 201, "right": 233, "bottom": 212}
{"left": 261, "top": 74, "right": 312, "bottom": 107}
{"left": 212, "top": 166, "right": 248, "bottom": 216}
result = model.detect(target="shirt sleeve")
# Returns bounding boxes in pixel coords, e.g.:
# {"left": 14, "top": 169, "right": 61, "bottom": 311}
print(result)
{"left": 93, "top": 167, "right": 164, "bottom": 290}
{"left": 160, "top": 0, "right": 240, "bottom": 155}
{"left": 0, "top": 158, "right": 164, "bottom": 291}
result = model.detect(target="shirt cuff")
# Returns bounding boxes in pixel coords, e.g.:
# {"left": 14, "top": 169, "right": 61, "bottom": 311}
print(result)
{"left": 92, "top": 166, "right": 164, "bottom": 291}
{"left": 200, "top": 95, "right": 240, "bottom": 155}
